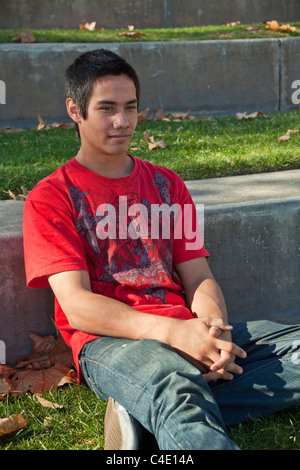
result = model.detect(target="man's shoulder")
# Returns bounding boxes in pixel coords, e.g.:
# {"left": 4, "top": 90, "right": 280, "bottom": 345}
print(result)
{"left": 26, "top": 159, "right": 72, "bottom": 204}
{"left": 136, "top": 156, "right": 183, "bottom": 183}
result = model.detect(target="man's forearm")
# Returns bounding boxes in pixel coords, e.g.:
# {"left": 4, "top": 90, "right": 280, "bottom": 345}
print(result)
{"left": 186, "top": 277, "right": 228, "bottom": 324}
{"left": 65, "top": 287, "right": 174, "bottom": 343}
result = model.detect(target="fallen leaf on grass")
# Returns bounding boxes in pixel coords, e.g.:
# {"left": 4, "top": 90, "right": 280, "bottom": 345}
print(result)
{"left": 144, "top": 131, "right": 166, "bottom": 150}
{"left": 138, "top": 107, "right": 194, "bottom": 122}
{"left": 236, "top": 111, "right": 265, "bottom": 120}
{"left": 117, "top": 31, "right": 147, "bottom": 38}
{"left": 8, "top": 186, "right": 30, "bottom": 201}
{"left": 37, "top": 114, "right": 74, "bottom": 131}
{"left": 226, "top": 21, "right": 241, "bottom": 27}
{"left": 138, "top": 108, "right": 150, "bottom": 123}
{"left": 35, "top": 395, "right": 64, "bottom": 409}
{"left": 79, "top": 22, "right": 104, "bottom": 31}
{"left": 0, "top": 414, "right": 27, "bottom": 437}
{"left": 277, "top": 129, "right": 299, "bottom": 141}
{"left": 12, "top": 30, "right": 35, "bottom": 43}
{"left": 265, "top": 20, "right": 297, "bottom": 33}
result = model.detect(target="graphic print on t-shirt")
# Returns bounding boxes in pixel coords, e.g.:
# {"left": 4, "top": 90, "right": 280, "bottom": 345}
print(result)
{"left": 68, "top": 170, "right": 177, "bottom": 304}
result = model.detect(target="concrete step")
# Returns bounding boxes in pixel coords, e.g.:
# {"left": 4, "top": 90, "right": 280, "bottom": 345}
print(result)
{"left": 1, "top": 169, "right": 299, "bottom": 365}
{"left": 1, "top": 38, "right": 299, "bottom": 127}
{"left": 0, "top": 0, "right": 298, "bottom": 29}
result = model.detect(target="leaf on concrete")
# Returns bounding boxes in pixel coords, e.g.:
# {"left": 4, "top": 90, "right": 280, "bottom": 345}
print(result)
{"left": 0, "top": 414, "right": 27, "bottom": 437}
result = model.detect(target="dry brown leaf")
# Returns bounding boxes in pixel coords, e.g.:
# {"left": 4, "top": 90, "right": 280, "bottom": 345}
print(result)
{"left": 265, "top": 20, "right": 297, "bottom": 32}
{"left": 36, "top": 115, "right": 75, "bottom": 131}
{"left": 117, "top": 31, "right": 147, "bottom": 37}
{"left": 169, "top": 109, "right": 193, "bottom": 120}
{"left": 277, "top": 134, "right": 290, "bottom": 141}
{"left": 0, "top": 414, "right": 27, "bottom": 436}
{"left": 144, "top": 130, "right": 166, "bottom": 150}
{"left": 277, "top": 129, "right": 299, "bottom": 141}
{"left": 226, "top": 21, "right": 241, "bottom": 27}
{"left": 35, "top": 395, "right": 63, "bottom": 409}
{"left": 37, "top": 114, "right": 46, "bottom": 130}
{"left": 0, "top": 365, "right": 15, "bottom": 396}
{"left": 12, "top": 30, "right": 35, "bottom": 43}
{"left": 11, "top": 363, "right": 77, "bottom": 395}
{"left": 17, "top": 332, "right": 56, "bottom": 369}
{"left": 138, "top": 108, "right": 150, "bottom": 123}
{"left": 236, "top": 111, "right": 265, "bottom": 120}
{"left": 8, "top": 186, "right": 30, "bottom": 201}
{"left": 17, "top": 331, "right": 73, "bottom": 370}
{"left": 79, "top": 21, "right": 104, "bottom": 31}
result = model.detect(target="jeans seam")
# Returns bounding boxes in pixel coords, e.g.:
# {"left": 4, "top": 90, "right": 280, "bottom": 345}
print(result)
{"left": 257, "top": 335, "right": 299, "bottom": 345}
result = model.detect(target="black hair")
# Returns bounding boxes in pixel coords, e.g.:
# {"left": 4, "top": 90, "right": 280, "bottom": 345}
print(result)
{"left": 65, "top": 49, "right": 140, "bottom": 136}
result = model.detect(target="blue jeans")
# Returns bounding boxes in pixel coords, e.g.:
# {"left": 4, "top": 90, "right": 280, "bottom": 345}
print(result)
{"left": 79, "top": 320, "right": 300, "bottom": 450}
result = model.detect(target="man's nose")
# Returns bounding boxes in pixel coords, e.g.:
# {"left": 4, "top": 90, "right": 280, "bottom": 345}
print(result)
{"left": 113, "top": 111, "right": 129, "bottom": 129}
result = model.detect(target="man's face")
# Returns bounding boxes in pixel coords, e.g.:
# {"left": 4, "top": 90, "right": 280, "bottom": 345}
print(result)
{"left": 77, "top": 74, "right": 138, "bottom": 159}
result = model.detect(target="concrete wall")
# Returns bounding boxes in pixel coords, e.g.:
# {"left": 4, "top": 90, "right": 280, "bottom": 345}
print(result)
{"left": 0, "top": 0, "right": 299, "bottom": 29}
{"left": 0, "top": 38, "right": 299, "bottom": 128}
{"left": 1, "top": 170, "right": 299, "bottom": 365}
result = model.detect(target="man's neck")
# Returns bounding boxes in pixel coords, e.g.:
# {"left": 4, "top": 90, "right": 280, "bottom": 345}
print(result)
{"left": 75, "top": 149, "right": 134, "bottom": 178}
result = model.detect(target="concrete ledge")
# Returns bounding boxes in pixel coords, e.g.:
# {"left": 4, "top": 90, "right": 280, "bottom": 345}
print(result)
{"left": 1, "top": 0, "right": 299, "bottom": 29}
{"left": 0, "top": 38, "right": 299, "bottom": 127}
{"left": 1, "top": 169, "right": 299, "bottom": 364}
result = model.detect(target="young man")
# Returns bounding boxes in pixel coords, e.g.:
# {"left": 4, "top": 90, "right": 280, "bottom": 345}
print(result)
{"left": 23, "top": 49, "right": 300, "bottom": 450}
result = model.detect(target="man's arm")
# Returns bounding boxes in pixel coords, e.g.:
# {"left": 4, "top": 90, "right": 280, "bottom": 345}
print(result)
{"left": 48, "top": 268, "right": 246, "bottom": 380}
{"left": 175, "top": 257, "right": 245, "bottom": 379}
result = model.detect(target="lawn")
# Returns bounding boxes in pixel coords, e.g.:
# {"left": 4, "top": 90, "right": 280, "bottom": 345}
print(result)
{"left": 0, "top": 110, "right": 299, "bottom": 200}
{"left": 0, "top": 22, "right": 299, "bottom": 44}
{"left": 0, "top": 384, "right": 299, "bottom": 450}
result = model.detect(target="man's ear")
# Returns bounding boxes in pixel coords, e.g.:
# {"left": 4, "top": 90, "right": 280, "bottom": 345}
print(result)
{"left": 66, "top": 98, "right": 82, "bottom": 124}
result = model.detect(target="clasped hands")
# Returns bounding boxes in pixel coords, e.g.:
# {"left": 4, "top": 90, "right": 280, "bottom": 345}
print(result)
{"left": 172, "top": 317, "right": 247, "bottom": 383}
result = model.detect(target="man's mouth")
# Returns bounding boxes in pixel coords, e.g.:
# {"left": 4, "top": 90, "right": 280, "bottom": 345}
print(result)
{"left": 108, "top": 134, "right": 131, "bottom": 141}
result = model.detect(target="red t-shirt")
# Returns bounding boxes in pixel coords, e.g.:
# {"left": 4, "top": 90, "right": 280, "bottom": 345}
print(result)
{"left": 23, "top": 156, "right": 209, "bottom": 379}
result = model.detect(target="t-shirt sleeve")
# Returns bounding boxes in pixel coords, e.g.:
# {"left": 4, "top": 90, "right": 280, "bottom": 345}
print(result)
{"left": 172, "top": 176, "right": 210, "bottom": 266}
{"left": 23, "top": 192, "right": 88, "bottom": 288}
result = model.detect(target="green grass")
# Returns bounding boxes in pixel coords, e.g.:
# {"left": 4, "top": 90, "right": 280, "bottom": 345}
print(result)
{"left": 0, "top": 110, "right": 299, "bottom": 200}
{"left": 1, "top": 22, "right": 300, "bottom": 44}
{"left": 0, "top": 384, "right": 299, "bottom": 450}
